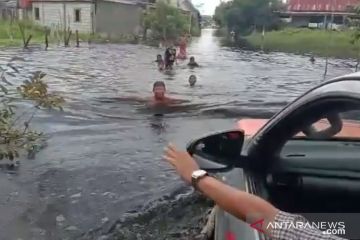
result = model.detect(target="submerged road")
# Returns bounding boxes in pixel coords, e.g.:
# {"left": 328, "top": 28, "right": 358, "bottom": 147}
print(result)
{"left": 0, "top": 29, "right": 355, "bottom": 239}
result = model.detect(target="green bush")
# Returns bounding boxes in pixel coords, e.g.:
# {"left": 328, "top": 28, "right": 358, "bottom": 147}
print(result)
{"left": 0, "top": 61, "right": 64, "bottom": 164}
{"left": 245, "top": 28, "right": 359, "bottom": 58}
{"left": 142, "top": 2, "right": 190, "bottom": 41}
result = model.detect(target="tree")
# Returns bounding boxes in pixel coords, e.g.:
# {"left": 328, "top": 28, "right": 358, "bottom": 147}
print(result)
{"left": 214, "top": 0, "right": 282, "bottom": 37}
{"left": 0, "top": 58, "right": 64, "bottom": 164}
{"left": 142, "top": 2, "right": 190, "bottom": 41}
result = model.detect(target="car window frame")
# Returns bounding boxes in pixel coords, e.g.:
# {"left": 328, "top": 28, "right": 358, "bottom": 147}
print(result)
{"left": 246, "top": 95, "right": 360, "bottom": 172}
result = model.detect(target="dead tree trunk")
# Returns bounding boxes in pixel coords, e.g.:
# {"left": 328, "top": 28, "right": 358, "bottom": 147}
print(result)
{"left": 45, "top": 32, "right": 49, "bottom": 50}
{"left": 24, "top": 35, "right": 32, "bottom": 48}
{"left": 18, "top": 23, "right": 26, "bottom": 47}
{"left": 76, "top": 30, "right": 79, "bottom": 47}
{"left": 65, "top": 30, "right": 72, "bottom": 47}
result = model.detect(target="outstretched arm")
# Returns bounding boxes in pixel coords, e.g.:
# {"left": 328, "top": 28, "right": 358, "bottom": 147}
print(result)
{"left": 163, "top": 144, "right": 278, "bottom": 235}
{"left": 114, "top": 96, "right": 148, "bottom": 103}
{"left": 163, "top": 144, "right": 347, "bottom": 240}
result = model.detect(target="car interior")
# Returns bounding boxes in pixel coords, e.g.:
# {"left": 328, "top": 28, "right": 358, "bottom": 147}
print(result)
{"left": 255, "top": 98, "right": 360, "bottom": 214}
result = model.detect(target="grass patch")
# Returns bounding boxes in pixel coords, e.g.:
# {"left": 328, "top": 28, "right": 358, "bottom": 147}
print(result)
{"left": 0, "top": 20, "right": 117, "bottom": 47}
{"left": 0, "top": 20, "right": 45, "bottom": 46}
{"left": 245, "top": 28, "right": 360, "bottom": 59}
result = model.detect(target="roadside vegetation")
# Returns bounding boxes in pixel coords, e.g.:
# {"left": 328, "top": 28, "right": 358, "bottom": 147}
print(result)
{"left": 0, "top": 20, "right": 44, "bottom": 47}
{"left": 142, "top": 1, "right": 197, "bottom": 43}
{"left": 0, "top": 59, "right": 64, "bottom": 166}
{"left": 245, "top": 28, "right": 360, "bottom": 58}
{"left": 214, "top": 0, "right": 283, "bottom": 40}
{"left": 0, "top": 20, "right": 100, "bottom": 47}
{"left": 214, "top": 0, "right": 360, "bottom": 59}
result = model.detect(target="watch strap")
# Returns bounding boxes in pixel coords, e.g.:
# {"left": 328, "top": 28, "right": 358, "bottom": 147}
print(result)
{"left": 192, "top": 171, "right": 209, "bottom": 191}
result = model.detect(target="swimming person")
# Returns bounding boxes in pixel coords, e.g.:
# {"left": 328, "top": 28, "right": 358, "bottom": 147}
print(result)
{"left": 188, "top": 75, "right": 197, "bottom": 87}
{"left": 188, "top": 56, "right": 199, "bottom": 68}
{"left": 114, "top": 81, "right": 186, "bottom": 106}
{"left": 150, "top": 81, "right": 186, "bottom": 106}
{"left": 155, "top": 54, "right": 165, "bottom": 71}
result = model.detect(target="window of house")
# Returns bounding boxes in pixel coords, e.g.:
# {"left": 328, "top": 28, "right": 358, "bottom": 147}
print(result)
{"left": 35, "top": 7, "right": 40, "bottom": 20}
{"left": 74, "top": 9, "right": 81, "bottom": 22}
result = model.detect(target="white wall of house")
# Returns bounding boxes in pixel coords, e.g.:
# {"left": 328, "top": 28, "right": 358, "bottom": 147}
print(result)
{"left": 32, "top": 2, "right": 94, "bottom": 33}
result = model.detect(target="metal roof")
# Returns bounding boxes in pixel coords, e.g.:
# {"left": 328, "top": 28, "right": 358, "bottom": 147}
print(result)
{"left": 287, "top": 0, "right": 360, "bottom": 12}
{"left": 0, "top": 0, "right": 17, "bottom": 8}
{"left": 100, "top": 0, "right": 147, "bottom": 4}
{"left": 31, "top": 0, "right": 94, "bottom": 2}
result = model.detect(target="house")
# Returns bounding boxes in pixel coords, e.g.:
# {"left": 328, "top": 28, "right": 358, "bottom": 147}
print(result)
{"left": 281, "top": 0, "right": 360, "bottom": 28}
{"left": 16, "top": 0, "right": 199, "bottom": 36}
{"left": 31, "top": 0, "right": 95, "bottom": 33}
{"left": 95, "top": 0, "right": 147, "bottom": 38}
{"left": 177, "top": 0, "right": 201, "bottom": 30}
{"left": 29, "top": 0, "right": 148, "bottom": 35}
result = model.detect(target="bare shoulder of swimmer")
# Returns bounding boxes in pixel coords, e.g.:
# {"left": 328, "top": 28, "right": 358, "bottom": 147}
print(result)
{"left": 168, "top": 98, "right": 189, "bottom": 104}
{"left": 115, "top": 96, "right": 148, "bottom": 103}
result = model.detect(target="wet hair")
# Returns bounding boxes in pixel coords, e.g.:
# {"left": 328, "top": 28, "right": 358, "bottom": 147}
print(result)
{"left": 157, "top": 54, "right": 162, "bottom": 58}
{"left": 153, "top": 81, "right": 166, "bottom": 90}
{"left": 189, "top": 75, "right": 197, "bottom": 80}
{"left": 190, "top": 56, "right": 195, "bottom": 61}
{"left": 189, "top": 75, "right": 197, "bottom": 86}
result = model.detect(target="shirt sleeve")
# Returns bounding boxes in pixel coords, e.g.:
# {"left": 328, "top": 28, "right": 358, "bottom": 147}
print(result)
{"left": 271, "top": 211, "right": 347, "bottom": 240}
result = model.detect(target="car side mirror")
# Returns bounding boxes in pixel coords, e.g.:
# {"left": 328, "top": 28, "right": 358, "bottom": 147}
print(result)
{"left": 186, "top": 130, "right": 245, "bottom": 172}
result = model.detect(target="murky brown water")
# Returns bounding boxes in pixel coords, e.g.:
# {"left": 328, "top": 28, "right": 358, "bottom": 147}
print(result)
{"left": 0, "top": 29, "right": 357, "bottom": 240}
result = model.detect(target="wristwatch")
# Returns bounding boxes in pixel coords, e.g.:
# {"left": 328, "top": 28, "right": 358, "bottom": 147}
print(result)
{"left": 191, "top": 169, "right": 209, "bottom": 191}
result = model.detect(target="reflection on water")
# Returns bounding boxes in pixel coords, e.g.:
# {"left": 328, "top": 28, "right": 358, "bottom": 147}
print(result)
{"left": 0, "top": 29, "right": 356, "bottom": 239}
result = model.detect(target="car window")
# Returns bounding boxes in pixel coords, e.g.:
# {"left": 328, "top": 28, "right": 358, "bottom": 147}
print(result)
{"left": 293, "top": 109, "right": 360, "bottom": 140}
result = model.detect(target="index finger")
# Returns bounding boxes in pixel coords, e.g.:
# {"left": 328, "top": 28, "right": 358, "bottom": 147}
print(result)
{"left": 167, "top": 143, "right": 177, "bottom": 152}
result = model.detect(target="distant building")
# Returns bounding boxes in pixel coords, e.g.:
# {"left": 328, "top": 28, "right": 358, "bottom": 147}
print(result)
{"left": 282, "top": 0, "right": 360, "bottom": 28}
{"left": 178, "top": 0, "right": 201, "bottom": 30}
{"left": 31, "top": 0, "right": 95, "bottom": 33}
{"left": 95, "top": 0, "right": 147, "bottom": 38}
{"left": 28, "top": 0, "right": 148, "bottom": 35}
{"left": 15, "top": 0, "right": 199, "bottom": 36}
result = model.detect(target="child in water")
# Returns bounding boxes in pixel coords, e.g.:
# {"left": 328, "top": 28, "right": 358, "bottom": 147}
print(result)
{"left": 188, "top": 75, "right": 197, "bottom": 87}
{"left": 187, "top": 56, "right": 199, "bottom": 68}
{"left": 150, "top": 81, "right": 186, "bottom": 106}
{"left": 155, "top": 54, "right": 165, "bottom": 71}
{"left": 164, "top": 47, "right": 177, "bottom": 70}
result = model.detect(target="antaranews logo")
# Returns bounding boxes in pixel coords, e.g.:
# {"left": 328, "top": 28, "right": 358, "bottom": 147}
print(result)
{"left": 248, "top": 217, "right": 346, "bottom": 237}
{"left": 250, "top": 218, "right": 266, "bottom": 233}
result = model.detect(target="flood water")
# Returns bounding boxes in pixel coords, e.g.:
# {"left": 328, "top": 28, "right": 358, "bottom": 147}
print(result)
{"left": 0, "top": 29, "right": 356, "bottom": 240}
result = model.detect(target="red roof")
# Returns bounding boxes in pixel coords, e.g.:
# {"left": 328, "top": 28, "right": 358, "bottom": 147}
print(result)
{"left": 287, "top": 0, "right": 360, "bottom": 12}
{"left": 19, "top": 0, "right": 31, "bottom": 8}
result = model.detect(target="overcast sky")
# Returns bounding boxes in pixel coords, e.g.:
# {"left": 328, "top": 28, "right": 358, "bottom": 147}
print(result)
{"left": 191, "top": 0, "right": 222, "bottom": 15}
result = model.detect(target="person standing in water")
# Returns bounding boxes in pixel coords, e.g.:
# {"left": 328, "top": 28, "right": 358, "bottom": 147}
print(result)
{"left": 188, "top": 75, "right": 197, "bottom": 87}
{"left": 188, "top": 56, "right": 199, "bottom": 68}
{"left": 177, "top": 35, "right": 188, "bottom": 60}
{"left": 164, "top": 47, "right": 176, "bottom": 69}
{"left": 155, "top": 54, "right": 165, "bottom": 71}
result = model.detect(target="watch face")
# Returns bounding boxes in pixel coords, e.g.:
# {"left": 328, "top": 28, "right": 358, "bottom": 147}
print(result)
{"left": 192, "top": 170, "right": 207, "bottom": 179}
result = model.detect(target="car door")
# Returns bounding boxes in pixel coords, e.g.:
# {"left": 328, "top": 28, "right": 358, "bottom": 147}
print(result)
{"left": 214, "top": 168, "right": 261, "bottom": 240}
{"left": 215, "top": 79, "right": 360, "bottom": 240}
{"left": 191, "top": 78, "right": 360, "bottom": 240}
